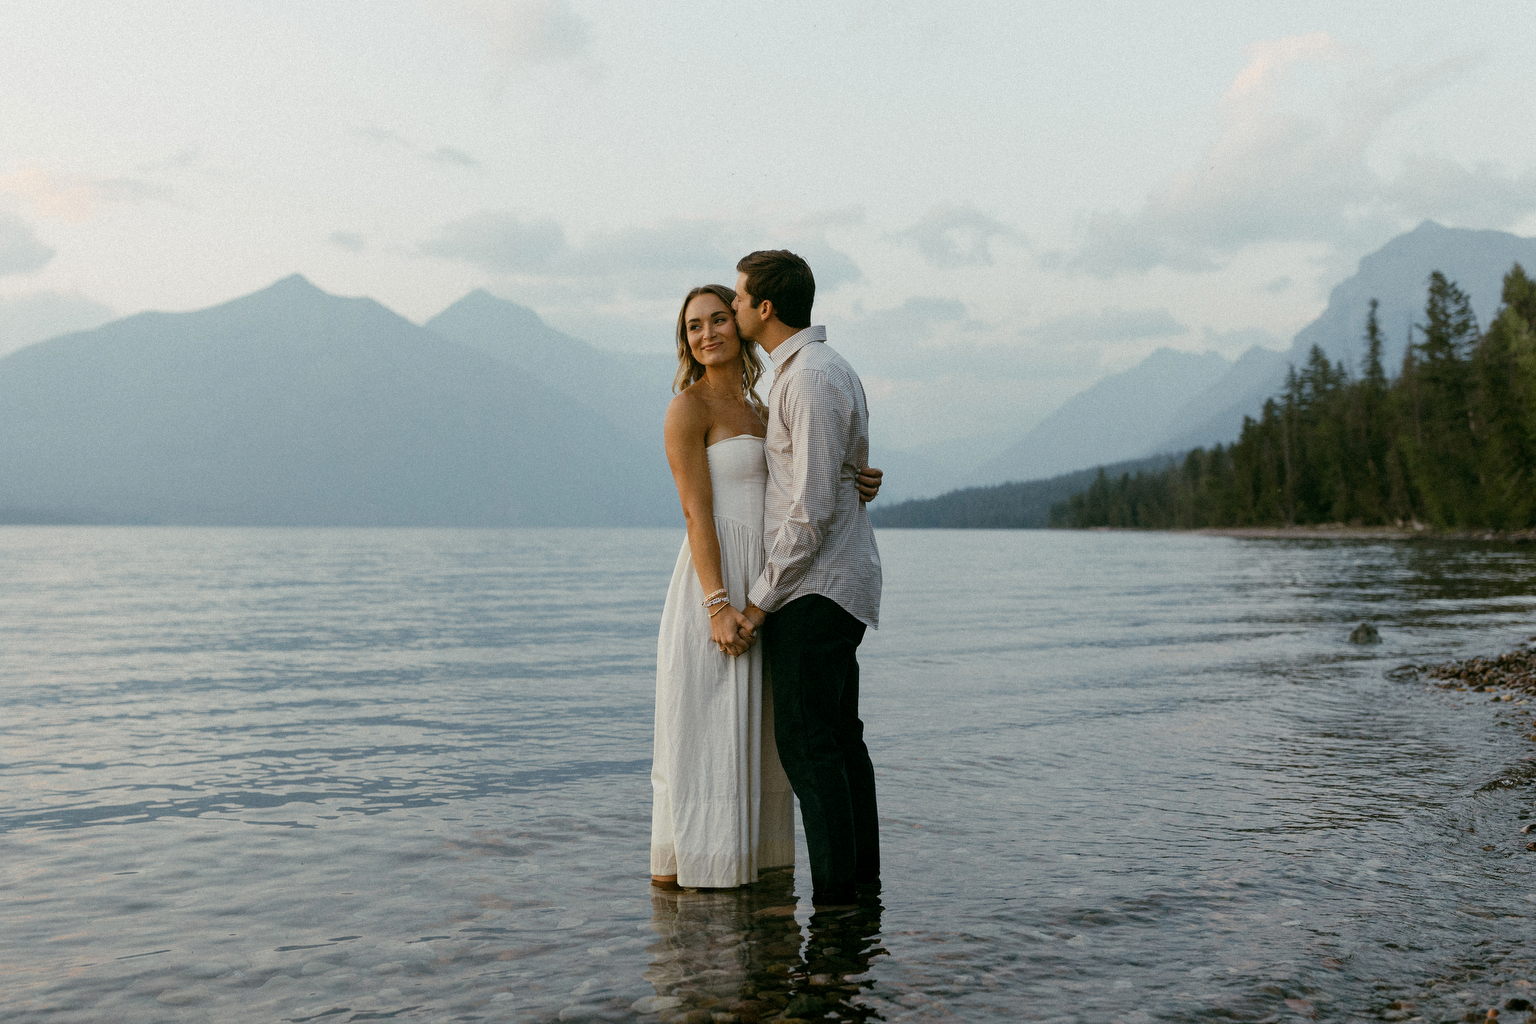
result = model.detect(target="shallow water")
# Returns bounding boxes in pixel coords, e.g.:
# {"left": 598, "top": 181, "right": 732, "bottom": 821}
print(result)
{"left": 2, "top": 527, "right": 1535, "bottom": 1024}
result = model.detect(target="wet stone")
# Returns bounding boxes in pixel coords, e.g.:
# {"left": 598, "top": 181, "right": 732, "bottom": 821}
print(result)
{"left": 782, "top": 994, "right": 825, "bottom": 1018}
{"left": 633, "top": 995, "right": 684, "bottom": 1014}
{"left": 1350, "top": 622, "right": 1382, "bottom": 644}
{"left": 728, "top": 998, "right": 767, "bottom": 1022}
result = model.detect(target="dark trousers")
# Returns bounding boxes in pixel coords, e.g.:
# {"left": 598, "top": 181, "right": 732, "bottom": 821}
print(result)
{"left": 764, "top": 593, "right": 879, "bottom": 902}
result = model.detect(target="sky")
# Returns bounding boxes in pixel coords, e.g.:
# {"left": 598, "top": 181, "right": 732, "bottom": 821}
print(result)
{"left": 3, "top": 1, "right": 1536, "bottom": 453}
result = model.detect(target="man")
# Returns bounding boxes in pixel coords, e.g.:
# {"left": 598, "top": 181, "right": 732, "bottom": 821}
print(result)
{"left": 731, "top": 249, "right": 883, "bottom": 909}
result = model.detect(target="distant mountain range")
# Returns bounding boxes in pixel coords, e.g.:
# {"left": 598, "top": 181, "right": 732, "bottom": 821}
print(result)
{"left": 880, "top": 220, "right": 1536, "bottom": 502}
{"left": 3, "top": 221, "right": 1531, "bottom": 527}
{"left": 0, "top": 276, "right": 678, "bottom": 526}
{"left": 871, "top": 454, "right": 1178, "bottom": 529}
{"left": 1157, "top": 221, "right": 1536, "bottom": 456}
{"left": 972, "top": 347, "right": 1230, "bottom": 485}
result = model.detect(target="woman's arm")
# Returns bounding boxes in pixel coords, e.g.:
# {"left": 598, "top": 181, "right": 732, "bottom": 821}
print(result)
{"left": 663, "top": 395, "right": 754, "bottom": 655}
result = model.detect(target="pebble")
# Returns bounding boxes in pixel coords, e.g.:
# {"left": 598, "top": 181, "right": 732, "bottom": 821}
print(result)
{"left": 632, "top": 995, "right": 683, "bottom": 1014}
{"left": 782, "top": 994, "right": 825, "bottom": 1018}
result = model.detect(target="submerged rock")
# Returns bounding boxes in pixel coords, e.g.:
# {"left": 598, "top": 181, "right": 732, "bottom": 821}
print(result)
{"left": 1350, "top": 622, "right": 1382, "bottom": 644}
{"left": 782, "top": 994, "right": 825, "bottom": 1018}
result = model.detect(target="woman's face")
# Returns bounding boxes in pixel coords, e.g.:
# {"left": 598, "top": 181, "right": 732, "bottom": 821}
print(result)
{"left": 684, "top": 292, "right": 741, "bottom": 369}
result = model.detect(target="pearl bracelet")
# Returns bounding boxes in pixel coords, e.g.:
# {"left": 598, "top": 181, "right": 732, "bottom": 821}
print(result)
{"left": 701, "top": 588, "right": 728, "bottom": 607}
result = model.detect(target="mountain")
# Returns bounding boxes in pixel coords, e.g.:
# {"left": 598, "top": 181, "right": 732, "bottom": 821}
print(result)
{"left": 871, "top": 453, "right": 1178, "bottom": 529}
{"left": 1151, "top": 221, "right": 1536, "bottom": 455}
{"left": 973, "top": 347, "right": 1231, "bottom": 484}
{"left": 1148, "top": 345, "right": 1292, "bottom": 455}
{"left": 424, "top": 288, "right": 677, "bottom": 460}
{"left": 0, "top": 275, "right": 678, "bottom": 526}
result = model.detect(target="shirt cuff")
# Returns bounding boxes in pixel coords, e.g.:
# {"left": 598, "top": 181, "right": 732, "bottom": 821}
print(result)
{"left": 747, "top": 579, "right": 780, "bottom": 613}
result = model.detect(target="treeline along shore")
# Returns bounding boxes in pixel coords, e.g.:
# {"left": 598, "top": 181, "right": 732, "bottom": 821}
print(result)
{"left": 1050, "top": 264, "right": 1536, "bottom": 532}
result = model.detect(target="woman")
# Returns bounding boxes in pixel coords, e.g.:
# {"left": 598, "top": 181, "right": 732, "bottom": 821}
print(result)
{"left": 650, "top": 284, "right": 881, "bottom": 891}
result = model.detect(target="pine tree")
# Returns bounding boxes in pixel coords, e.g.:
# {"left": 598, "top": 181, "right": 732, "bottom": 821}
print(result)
{"left": 1402, "top": 272, "right": 1482, "bottom": 525}
{"left": 1471, "top": 265, "right": 1536, "bottom": 526}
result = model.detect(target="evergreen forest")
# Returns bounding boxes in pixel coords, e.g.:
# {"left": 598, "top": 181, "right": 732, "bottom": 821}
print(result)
{"left": 1050, "top": 264, "right": 1536, "bottom": 530}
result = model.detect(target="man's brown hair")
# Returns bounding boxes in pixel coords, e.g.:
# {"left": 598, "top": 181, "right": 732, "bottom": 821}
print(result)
{"left": 736, "top": 250, "right": 815, "bottom": 330}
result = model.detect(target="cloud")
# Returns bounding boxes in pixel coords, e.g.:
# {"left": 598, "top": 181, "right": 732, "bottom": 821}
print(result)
{"left": 461, "top": 0, "right": 592, "bottom": 65}
{"left": 1261, "top": 276, "right": 1293, "bottom": 294}
{"left": 0, "top": 215, "right": 54, "bottom": 275}
{"left": 0, "top": 290, "right": 113, "bottom": 357}
{"left": 1385, "top": 155, "right": 1536, "bottom": 229}
{"left": 0, "top": 166, "right": 169, "bottom": 223}
{"left": 1199, "top": 326, "right": 1286, "bottom": 355}
{"left": 892, "top": 205, "right": 1025, "bottom": 268}
{"left": 419, "top": 212, "right": 567, "bottom": 272}
{"left": 355, "top": 127, "right": 479, "bottom": 168}
{"left": 134, "top": 148, "right": 202, "bottom": 175}
{"left": 428, "top": 146, "right": 479, "bottom": 167}
{"left": 329, "top": 231, "right": 365, "bottom": 251}
{"left": 843, "top": 296, "right": 970, "bottom": 348}
{"left": 357, "top": 125, "right": 415, "bottom": 150}
{"left": 1023, "top": 306, "right": 1188, "bottom": 344}
{"left": 1048, "top": 34, "right": 1507, "bottom": 277}
{"left": 418, "top": 209, "right": 861, "bottom": 298}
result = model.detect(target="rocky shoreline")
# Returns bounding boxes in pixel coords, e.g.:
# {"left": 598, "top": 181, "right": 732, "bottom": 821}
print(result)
{"left": 1393, "top": 642, "right": 1536, "bottom": 1023}
{"left": 1192, "top": 525, "right": 1536, "bottom": 542}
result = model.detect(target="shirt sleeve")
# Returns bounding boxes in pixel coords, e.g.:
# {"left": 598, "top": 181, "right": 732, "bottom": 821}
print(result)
{"left": 748, "top": 368, "right": 852, "bottom": 612}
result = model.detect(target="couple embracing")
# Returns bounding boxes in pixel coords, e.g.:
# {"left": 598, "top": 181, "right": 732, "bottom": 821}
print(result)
{"left": 650, "top": 249, "right": 884, "bottom": 909}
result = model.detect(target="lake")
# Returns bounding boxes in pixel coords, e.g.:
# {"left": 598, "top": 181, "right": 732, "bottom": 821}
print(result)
{"left": 2, "top": 527, "right": 1535, "bottom": 1024}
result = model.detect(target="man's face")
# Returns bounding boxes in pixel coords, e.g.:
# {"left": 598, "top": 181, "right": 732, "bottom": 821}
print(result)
{"left": 732, "top": 272, "right": 762, "bottom": 342}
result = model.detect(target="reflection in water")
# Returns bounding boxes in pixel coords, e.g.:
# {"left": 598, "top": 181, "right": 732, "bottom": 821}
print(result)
{"left": 643, "top": 869, "right": 886, "bottom": 1022}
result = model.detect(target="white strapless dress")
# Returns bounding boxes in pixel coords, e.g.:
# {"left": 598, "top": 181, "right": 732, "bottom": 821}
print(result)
{"left": 650, "top": 435, "right": 795, "bottom": 887}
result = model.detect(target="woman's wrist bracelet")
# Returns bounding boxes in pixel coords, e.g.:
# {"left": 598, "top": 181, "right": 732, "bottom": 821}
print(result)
{"left": 701, "top": 588, "right": 728, "bottom": 607}
{"left": 708, "top": 602, "right": 732, "bottom": 618}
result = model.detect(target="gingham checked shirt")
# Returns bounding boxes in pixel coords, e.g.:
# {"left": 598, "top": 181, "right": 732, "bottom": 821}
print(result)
{"left": 747, "top": 326, "right": 883, "bottom": 628}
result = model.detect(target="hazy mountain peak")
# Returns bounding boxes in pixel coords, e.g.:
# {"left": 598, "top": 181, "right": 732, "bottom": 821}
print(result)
{"left": 1146, "top": 223, "right": 1536, "bottom": 459}
{"left": 429, "top": 289, "right": 552, "bottom": 337}
{"left": 0, "top": 276, "right": 677, "bottom": 527}
{"left": 972, "top": 346, "right": 1232, "bottom": 485}
{"left": 270, "top": 272, "right": 321, "bottom": 291}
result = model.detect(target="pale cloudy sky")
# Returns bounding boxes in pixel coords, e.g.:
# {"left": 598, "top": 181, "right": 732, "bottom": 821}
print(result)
{"left": 3, "top": 1, "right": 1535, "bottom": 450}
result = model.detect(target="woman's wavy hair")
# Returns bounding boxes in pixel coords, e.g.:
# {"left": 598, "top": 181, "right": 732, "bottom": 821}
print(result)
{"left": 673, "top": 284, "right": 768, "bottom": 421}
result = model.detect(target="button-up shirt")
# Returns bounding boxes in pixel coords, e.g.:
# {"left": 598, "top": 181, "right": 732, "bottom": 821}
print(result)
{"left": 747, "top": 325, "right": 882, "bottom": 628}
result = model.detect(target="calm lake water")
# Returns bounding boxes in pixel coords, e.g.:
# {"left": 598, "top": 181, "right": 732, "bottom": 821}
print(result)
{"left": 3, "top": 527, "right": 1535, "bottom": 1024}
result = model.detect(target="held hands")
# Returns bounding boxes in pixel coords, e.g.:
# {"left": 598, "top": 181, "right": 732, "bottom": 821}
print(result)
{"left": 712, "top": 604, "right": 756, "bottom": 657}
{"left": 857, "top": 467, "right": 883, "bottom": 503}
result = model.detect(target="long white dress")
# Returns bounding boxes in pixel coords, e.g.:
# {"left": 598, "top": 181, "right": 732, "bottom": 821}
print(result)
{"left": 651, "top": 434, "right": 795, "bottom": 887}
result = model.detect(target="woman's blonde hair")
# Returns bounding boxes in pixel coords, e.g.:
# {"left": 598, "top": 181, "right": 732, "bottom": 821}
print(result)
{"left": 673, "top": 284, "right": 767, "bottom": 420}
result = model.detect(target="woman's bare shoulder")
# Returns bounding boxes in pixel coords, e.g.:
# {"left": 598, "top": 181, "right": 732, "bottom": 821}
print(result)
{"left": 665, "top": 386, "right": 711, "bottom": 440}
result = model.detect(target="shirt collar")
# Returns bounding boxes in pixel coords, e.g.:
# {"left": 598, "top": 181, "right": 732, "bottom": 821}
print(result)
{"left": 768, "top": 325, "right": 826, "bottom": 368}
